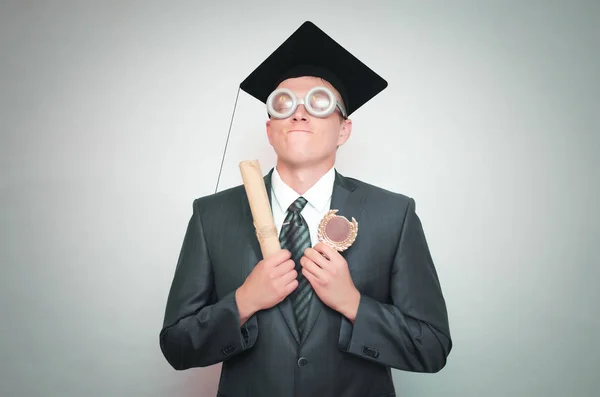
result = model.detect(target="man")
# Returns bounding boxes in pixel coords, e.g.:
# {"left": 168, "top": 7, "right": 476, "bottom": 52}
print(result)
{"left": 159, "top": 21, "right": 451, "bottom": 397}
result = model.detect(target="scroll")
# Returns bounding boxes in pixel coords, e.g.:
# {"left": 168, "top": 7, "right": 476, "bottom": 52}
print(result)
{"left": 239, "top": 160, "right": 280, "bottom": 258}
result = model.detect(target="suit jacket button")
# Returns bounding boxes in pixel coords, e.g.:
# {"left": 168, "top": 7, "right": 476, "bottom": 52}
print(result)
{"left": 297, "top": 357, "right": 308, "bottom": 367}
{"left": 362, "top": 346, "right": 380, "bottom": 359}
{"left": 222, "top": 344, "right": 236, "bottom": 355}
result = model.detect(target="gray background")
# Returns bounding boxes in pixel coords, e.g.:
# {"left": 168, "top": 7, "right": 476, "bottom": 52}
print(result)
{"left": 1, "top": 1, "right": 599, "bottom": 396}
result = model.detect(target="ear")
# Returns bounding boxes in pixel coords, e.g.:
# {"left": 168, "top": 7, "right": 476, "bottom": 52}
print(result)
{"left": 337, "top": 118, "right": 352, "bottom": 146}
{"left": 266, "top": 119, "right": 273, "bottom": 145}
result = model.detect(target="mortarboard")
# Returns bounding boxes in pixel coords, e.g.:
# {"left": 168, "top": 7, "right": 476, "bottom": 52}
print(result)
{"left": 214, "top": 21, "right": 388, "bottom": 193}
{"left": 239, "top": 21, "right": 388, "bottom": 117}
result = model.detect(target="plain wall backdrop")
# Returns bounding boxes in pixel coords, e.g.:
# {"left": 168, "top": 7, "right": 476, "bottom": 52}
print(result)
{"left": 1, "top": 1, "right": 599, "bottom": 396}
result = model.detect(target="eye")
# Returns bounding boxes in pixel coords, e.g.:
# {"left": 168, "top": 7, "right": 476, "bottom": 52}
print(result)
{"left": 309, "top": 90, "right": 332, "bottom": 111}
{"left": 272, "top": 93, "right": 294, "bottom": 112}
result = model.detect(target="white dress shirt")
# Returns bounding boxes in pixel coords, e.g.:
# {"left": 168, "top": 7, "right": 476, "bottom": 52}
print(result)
{"left": 271, "top": 166, "right": 335, "bottom": 247}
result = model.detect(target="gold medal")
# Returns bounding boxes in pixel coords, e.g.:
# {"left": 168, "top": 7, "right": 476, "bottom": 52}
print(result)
{"left": 317, "top": 210, "right": 358, "bottom": 252}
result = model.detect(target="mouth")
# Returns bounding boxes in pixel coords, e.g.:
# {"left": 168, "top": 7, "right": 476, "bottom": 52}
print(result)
{"left": 288, "top": 129, "right": 312, "bottom": 133}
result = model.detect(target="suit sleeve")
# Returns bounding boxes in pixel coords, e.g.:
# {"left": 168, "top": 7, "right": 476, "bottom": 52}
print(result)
{"left": 159, "top": 198, "right": 258, "bottom": 370}
{"left": 338, "top": 197, "right": 452, "bottom": 372}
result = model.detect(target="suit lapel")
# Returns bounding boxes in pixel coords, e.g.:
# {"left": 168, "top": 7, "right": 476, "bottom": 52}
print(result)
{"left": 301, "top": 170, "right": 366, "bottom": 344}
{"left": 241, "top": 169, "right": 302, "bottom": 344}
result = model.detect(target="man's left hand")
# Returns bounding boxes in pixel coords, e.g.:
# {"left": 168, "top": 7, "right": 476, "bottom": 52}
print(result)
{"left": 300, "top": 242, "right": 361, "bottom": 322}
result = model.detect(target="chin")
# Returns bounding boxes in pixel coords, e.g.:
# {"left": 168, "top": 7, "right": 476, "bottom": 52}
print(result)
{"left": 280, "top": 153, "right": 327, "bottom": 168}
{"left": 283, "top": 157, "right": 312, "bottom": 167}
{"left": 274, "top": 145, "right": 333, "bottom": 166}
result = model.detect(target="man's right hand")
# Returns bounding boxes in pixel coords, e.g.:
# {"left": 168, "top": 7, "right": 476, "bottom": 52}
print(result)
{"left": 235, "top": 249, "right": 298, "bottom": 325}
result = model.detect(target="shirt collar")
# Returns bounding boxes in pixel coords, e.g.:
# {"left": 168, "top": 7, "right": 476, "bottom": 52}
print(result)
{"left": 271, "top": 166, "right": 335, "bottom": 212}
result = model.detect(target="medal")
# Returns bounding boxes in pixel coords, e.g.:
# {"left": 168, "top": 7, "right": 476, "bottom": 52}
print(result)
{"left": 317, "top": 209, "right": 358, "bottom": 252}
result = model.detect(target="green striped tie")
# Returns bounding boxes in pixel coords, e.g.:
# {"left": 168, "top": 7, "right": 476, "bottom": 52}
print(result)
{"left": 279, "top": 197, "right": 313, "bottom": 337}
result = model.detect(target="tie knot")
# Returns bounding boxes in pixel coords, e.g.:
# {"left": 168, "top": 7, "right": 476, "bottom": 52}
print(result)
{"left": 288, "top": 197, "right": 308, "bottom": 213}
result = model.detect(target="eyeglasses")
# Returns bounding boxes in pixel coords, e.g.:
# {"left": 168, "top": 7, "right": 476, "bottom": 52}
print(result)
{"left": 266, "top": 86, "right": 347, "bottom": 119}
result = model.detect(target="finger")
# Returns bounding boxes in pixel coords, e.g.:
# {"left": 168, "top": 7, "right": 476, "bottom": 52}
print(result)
{"left": 314, "top": 243, "right": 347, "bottom": 272}
{"left": 304, "top": 247, "right": 330, "bottom": 269}
{"left": 265, "top": 249, "right": 292, "bottom": 266}
{"left": 302, "top": 267, "right": 323, "bottom": 286}
{"left": 279, "top": 267, "right": 298, "bottom": 284}
{"left": 300, "top": 256, "right": 327, "bottom": 281}
{"left": 313, "top": 242, "right": 338, "bottom": 261}
{"left": 272, "top": 259, "right": 295, "bottom": 277}
{"left": 283, "top": 279, "right": 298, "bottom": 295}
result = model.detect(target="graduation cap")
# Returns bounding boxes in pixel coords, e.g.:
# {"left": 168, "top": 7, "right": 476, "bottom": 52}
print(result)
{"left": 214, "top": 22, "right": 388, "bottom": 193}
{"left": 240, "top": 21, "right": 388, "bottom": 117}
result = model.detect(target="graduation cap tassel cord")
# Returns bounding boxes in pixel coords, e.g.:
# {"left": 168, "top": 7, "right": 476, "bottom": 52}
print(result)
{"left": 214, "top": 86, "right": 241, "bottom": 194}
{"left": 211, "top": 83, "right": 281, "bottom": 259}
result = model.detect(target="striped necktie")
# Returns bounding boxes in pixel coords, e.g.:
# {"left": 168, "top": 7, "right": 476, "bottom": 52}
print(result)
{"left": 279, "top": 196, "right": 313, "bottom": 337}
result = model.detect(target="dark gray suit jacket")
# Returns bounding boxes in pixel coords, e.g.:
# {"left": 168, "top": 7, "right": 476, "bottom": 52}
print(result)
{"left": 159, "top": 169, "right": 452, "bottom": 397}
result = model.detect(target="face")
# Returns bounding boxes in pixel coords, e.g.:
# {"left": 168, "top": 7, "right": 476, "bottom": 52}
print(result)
{"left": 266, "top": 76, "right": 352, "bottom": 168}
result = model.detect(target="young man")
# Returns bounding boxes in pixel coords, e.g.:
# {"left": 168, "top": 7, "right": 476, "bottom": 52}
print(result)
{"left": 159, "top": 21, "right": 452, "bottom": 397}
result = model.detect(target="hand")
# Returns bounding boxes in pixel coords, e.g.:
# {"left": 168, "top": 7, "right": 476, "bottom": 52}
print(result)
{"left": 236, "top": 249, "right": 298, "bottom": 325}
{"left": 300, "top": 242, "right": 361, "bottom": 322}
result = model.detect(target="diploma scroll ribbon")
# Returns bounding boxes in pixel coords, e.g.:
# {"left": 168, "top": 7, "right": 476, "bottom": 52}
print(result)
{"left": 239, "top": 160, "right": 281, "bottom": 258}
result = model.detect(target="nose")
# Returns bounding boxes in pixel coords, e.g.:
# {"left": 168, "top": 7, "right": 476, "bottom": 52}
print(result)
{"left": 291, "top": 104, "right": 309, "bottom": 122}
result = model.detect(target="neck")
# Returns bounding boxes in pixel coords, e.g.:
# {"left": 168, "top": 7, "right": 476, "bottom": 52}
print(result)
{"left": 276, "top": 160, "right": 334, "bottom": 195}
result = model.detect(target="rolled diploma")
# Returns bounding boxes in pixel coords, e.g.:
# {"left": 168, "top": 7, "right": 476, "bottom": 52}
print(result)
{"left": 239, "top": 160, "right": 280, "bottom": 258}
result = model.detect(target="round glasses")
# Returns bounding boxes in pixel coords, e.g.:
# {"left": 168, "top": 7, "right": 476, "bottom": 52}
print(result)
{"left": 266, "top": 86, "right": 347, "bottom": 119}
